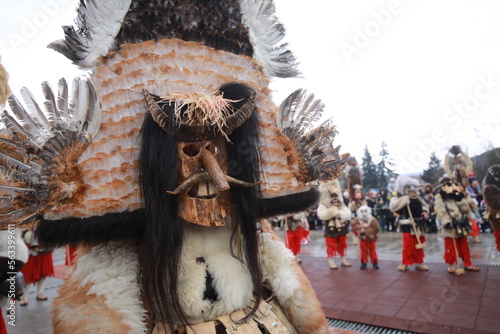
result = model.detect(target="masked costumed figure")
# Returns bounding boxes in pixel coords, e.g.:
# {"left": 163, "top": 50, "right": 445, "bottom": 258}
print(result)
{"left": 482, "top": 164, "right": 500, "bottom": 251}
{"left": 435, "top": 178, "right": 480, "bottom": 274}
{"left": 284, "top": 212, "right": 306, "bottom": 262}
{"left": 0, "top": 1, "right": 348, "bottom": 333}
{"left": 352, "top": 205, "right": 379, "bottom": 269}
{"left": 444, "top": 145, "right": 474, "bottom": 188}
{"left": 389, "top": 175, "right": 429, "bottom": 271}
{"left": 317, "top": 180, "right": 351, "bottom": 269}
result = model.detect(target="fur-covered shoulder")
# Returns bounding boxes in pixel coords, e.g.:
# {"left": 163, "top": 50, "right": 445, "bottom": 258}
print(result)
{"left": 389, "top": 195, "right": 409, "bottom": 212}
{"left": 53, "top": 241, "right": 147, "bottom": 334}
{"left": 259, "top": 221, "right": 329, "bottom": 333}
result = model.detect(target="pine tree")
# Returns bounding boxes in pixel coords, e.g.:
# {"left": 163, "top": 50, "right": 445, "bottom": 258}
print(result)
{"left": 421, "top": 152, "right": 444, "bottom": 186}
{"left": 361, "top": 145, "right": 378, "bottom": 189}
{"left": 376, "top": 142, "right": 396, "bottom": 189}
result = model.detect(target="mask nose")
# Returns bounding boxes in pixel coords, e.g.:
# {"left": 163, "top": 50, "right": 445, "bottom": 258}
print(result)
{"left": 200, "top": 147, "right": 230, "bottom": 193}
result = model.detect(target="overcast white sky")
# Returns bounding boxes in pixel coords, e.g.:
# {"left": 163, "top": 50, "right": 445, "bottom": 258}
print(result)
{"left": 1, "top": 0, "right": 500, "bottom": 174}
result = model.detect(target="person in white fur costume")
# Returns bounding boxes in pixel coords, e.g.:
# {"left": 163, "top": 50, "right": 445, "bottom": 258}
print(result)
{"left": 317, "top": 180, "right": 352, "bottom": 269}
{"left": 0, "top": 0, "right": 349, "bottom": 333}
{"left": 389, "top": 175, "right": 429, "bottom": 271}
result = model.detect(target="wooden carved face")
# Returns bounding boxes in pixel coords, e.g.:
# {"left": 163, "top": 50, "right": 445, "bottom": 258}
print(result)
{"left": 174, "top": 138, "right": 232, "bottom": 226}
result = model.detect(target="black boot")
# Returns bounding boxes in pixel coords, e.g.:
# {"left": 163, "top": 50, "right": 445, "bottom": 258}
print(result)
{"left": 373, "top": 262, "right": 379, "bottom": 270}
{"left": 360, "top": 261, "right": 367, "bottom": 270}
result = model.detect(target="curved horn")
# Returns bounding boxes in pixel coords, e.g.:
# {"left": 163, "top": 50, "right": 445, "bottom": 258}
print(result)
{"left": 221, "top": 90, "right": 256, "bottom": 136}
{"left": 143, "top": 89, "right": 170, "bottom": 132}
{"left": 167, "top": 170, "right": 211, "bottom": 195}
{"left": 225, "top": 175, "right": 261, "bottom": 188}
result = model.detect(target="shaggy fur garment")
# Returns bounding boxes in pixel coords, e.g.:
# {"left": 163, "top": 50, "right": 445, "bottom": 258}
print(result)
{"left": 52, "top": 223, "right": 329, "bottom": 333}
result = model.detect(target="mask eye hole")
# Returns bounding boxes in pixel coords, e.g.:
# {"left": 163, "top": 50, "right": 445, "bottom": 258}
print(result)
{"left": 183, "top": 144, "right": 201, "bottom": 157}
{"left": 205, "top": 143, "right": 219, "bottom": 155}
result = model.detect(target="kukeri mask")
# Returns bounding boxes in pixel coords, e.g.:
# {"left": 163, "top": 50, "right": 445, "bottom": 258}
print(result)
{"left": 143, "top": 83, "right": 259, "bottom": 226}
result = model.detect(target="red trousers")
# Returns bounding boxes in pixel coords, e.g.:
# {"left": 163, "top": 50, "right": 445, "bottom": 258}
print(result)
{"left": 444, "top": 237, "right": 472, "bottom": 267}
{"left": 360, "top": 238, "right": 378, "bottom": 264}
{"left": 286, "top": 226, "right": 303, "bottom": 256}
{"left": 402, "top": 233, "right": 426, "bottom": 265}
{"left": 470, "top": 219, "right": 480, "bottom": 237}
{"left": 495, "top": 231, "right": 500, "bottom": 252}
{"left": 326, "top": 235, "right": 347, "bottom": 258}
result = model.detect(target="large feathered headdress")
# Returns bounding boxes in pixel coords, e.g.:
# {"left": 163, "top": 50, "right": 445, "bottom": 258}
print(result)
{"left": 0, "top": 0, "right": 347, "bottom": 237}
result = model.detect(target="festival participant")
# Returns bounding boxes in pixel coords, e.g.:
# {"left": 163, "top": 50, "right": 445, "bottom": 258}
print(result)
{"left": 0, "top": 1, "right": 348, "bottom": 332}
{"left": 390, "top": 175, "right": 430, "bottom": 271}
{"left": 317, "top": 180, "right": 352, "bottom": 269}
{"left": 435, "top": 177, "right": 480, "bottom": 274}
{"left": 444, "top": 145, "right": 474, "bottom": 188}
{"left": 482, "top": 165, "right": 500, "bottom": 251}
{"left": 285, "top": 212, "right": 306, "bottom": 263}
{"left": 352, "top": 206, "right": 380, "bottom": 269}
{"left": 19, "top": 230, "right": 54, "bottom": 305}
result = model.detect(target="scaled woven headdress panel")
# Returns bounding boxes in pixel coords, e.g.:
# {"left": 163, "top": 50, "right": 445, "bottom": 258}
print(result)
{"left": 0, "top": 0, "right": 347, "bottom": 227}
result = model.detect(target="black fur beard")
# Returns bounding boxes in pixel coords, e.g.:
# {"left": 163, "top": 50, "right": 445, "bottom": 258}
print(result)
{"left": 440, "top": 189, "right": 464, "bottom": 201}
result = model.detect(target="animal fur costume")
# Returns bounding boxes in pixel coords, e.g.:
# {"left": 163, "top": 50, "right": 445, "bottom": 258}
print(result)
{"left": 435, "top": 177, "right": 480, "bottom": 273}
{"left": 352, "top": 205, "right": 379, "bottom": 269}
{"left": 0, "top": 1, "right": 349, "bottom": 333}
{"left": 317, "top": 179, "right": 352, "bottom": 269}
{"left": 389, "top": 175, "right": 429, "bottom": 271}
{"left": 284, "top": 212, "right": 306, "bottom": 257}
{"left": 483, "top": 164, "right": 500, "bottom": 250}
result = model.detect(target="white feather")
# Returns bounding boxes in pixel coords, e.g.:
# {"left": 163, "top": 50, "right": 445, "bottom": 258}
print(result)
{"left": 239, "top": 0, "right": 299, "bottom": 78}
{"left": 49, "top": 0, "right": 132, "bottom": 68}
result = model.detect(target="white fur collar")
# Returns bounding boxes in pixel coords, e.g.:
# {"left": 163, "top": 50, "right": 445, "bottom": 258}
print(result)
{"left": 71, "top": 225, "right": 301, "bottom": 328}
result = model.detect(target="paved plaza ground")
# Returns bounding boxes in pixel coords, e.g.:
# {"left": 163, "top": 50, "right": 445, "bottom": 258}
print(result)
{"left": 4, "top": 229, "right": 499, "bottom": 333}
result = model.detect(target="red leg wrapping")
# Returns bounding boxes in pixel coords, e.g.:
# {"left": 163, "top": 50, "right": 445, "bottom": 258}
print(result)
{"left": 325, "top": 237, "right": 336, "bottom": 258}
{"left": 286, "top": 226, "right": 303, "bottom": 255}
{"left": 458, "top": 236, "right": 472, "bottom": 267}
{"left": 444, "top": 237, "right": 457, "bottom": 265}
{"left": 469, "top": 218, "right": 480, "bottom": 237}
{"left": 368, "top": 239, "right": 378, "bottom": 264}
{"left": 495, "top": 231, "right": 500, "bottom": 252}
{"left": 325, "top": 235, "right": 347, "bottom": 257}
{"left": 402, "top": 233, "right": 425, "bottom": 265}
{"left": 337, "top": 235, "right": 348, "bottom": 257}
{"left": 359, "top": 239, "right": 368, "bottom": 263}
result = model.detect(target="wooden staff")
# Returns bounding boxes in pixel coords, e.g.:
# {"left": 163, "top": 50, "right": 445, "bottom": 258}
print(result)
{"left": 406, "top": 204, "right": 426, "bottom": 249}
{"left": 451, "top": 236, "right": 465, "bottom": 275}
